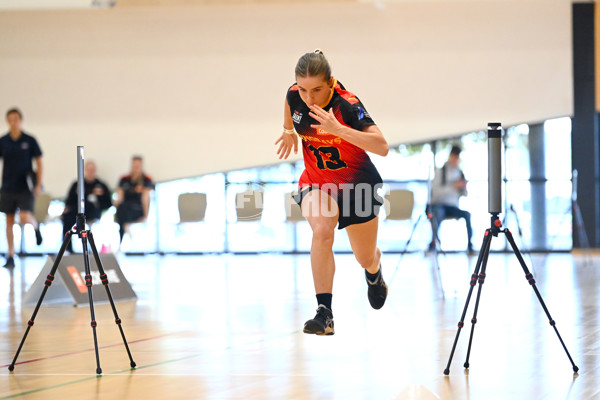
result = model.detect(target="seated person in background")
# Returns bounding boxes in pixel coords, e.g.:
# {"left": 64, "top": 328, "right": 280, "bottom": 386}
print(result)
{"left": 429, "top": 145, "right": 473, "bottom": 253}
{"left": 62, "top": 160, "right": 112, "bottom": 252}
{"left": 114, "top": 155, "right": 153, "bottom": 243}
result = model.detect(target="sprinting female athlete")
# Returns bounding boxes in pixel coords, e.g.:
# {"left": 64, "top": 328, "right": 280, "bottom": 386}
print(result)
{"left": 275, "top": 50, "right": 389, "bottom": 335}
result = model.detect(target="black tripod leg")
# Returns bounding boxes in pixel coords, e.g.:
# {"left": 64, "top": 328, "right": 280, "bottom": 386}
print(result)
{"left": 88, "top": 231, "right": 136, "bottom": 368}
{"left": 443, "top": 229, "right": 492, "bottom": 375}
{"left": 81, "top": 232, "right": 103, "bottom": 375}
{"left": 504, "top": 229, "right": 579, "bottom": 373}
{"left": 8, "top": 232, "right": 74, "bottom": 371}
{"left": 463, "top": 229, "right": 494, "bottom": 370}
{"left": 402, "top": 213, "right": 422, "bottom": 256}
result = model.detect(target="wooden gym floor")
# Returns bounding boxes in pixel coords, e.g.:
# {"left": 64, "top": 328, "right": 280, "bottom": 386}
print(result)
{"left": 0, "top": 252, "right": 598, "bottom": 399}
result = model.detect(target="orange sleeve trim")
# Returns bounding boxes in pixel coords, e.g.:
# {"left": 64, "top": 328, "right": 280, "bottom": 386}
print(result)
{"left": 335, "top": 84, "right": 360, "bottom": 105}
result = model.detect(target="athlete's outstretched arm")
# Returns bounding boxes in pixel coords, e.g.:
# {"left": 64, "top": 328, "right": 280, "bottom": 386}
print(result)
{"left": 275, "top": 99, "right": 299, "bottom": 160}
{"left": 309, "top": 105, "right": 389, "bottom": 157}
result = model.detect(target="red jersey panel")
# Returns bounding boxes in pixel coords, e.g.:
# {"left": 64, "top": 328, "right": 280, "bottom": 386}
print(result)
{"left": 286, "top": 80, "right": 382, "bottom": 198}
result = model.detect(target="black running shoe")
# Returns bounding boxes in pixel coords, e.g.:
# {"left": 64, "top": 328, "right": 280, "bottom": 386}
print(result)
{"left": 3, "top": 256, "right": 15, "bottom": 269}
{"left": 303, "top": 305, "right": 335, "bottom": 336}
{"left": 35, "top": 228, "right": 43, "bottom": 246}
{"left": 366, "top": 265, "right": 388, "bottom": 310}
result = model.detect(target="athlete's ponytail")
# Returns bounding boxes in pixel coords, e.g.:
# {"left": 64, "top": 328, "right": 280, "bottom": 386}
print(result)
{"left": 295, "top": 49, "right": 332, "bottom": 81}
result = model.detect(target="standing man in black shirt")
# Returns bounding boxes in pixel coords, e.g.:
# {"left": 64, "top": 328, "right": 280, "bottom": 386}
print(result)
{"left": 62, "top": 160, "right": 112, "bottom": 253}
{"left": 0, "top": 108, "right": 43, "bottom": 268}
{"left": 115, "top": 156, "right": 153, "bottom": 243}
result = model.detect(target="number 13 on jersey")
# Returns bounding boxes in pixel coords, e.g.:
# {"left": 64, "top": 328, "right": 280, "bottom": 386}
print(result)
{"left": 308, "top": 145, "right": 348, "bottom": 171}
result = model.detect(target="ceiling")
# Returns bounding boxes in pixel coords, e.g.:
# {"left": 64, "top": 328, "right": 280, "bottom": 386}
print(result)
{"left": 0, "top": 0, "right": 344, "bottom": 10}
{"left": 0, "top": 0, "right": 108, "bottom": 10}
{"left": 0, "top": 0, "right": 551, "bottom": 11}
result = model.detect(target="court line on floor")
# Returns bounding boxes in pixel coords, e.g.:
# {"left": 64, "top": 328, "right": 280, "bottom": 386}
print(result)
{"left": 0, "top": 373, "right": 315, "bottom": 377}
{"left": 0, "top": 354, "right": 200, "bottom": 400}
{"left": 0, "top": 329, "right": 301, "bottom": 400}
{"left": 0, "top": 332, "right": 180, "bottom": 369}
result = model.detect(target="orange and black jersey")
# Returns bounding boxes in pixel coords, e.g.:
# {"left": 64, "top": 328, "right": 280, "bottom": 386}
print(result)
{"left": 286, "top": 80, "right": 382, "bottom": 195}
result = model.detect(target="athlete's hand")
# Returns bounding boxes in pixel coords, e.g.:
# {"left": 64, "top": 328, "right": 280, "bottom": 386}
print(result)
{"left": 275, "top": 131, "right": 298, "bottom": 160}
{"left": 309, "top": 105, "right": 343, "bottom": 136}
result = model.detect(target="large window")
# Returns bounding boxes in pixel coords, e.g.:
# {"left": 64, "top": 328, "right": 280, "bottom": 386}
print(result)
{"left": 0, "top": 119, "right": 572, "bottom": 255}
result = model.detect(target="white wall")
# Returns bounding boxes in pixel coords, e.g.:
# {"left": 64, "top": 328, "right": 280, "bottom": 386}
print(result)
{"left": 0, "top": 0, "right": 572, "bottom": 195}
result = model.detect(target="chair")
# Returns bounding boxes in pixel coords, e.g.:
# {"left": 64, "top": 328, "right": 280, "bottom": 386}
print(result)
{"left": 384, "top": 189, "right": 419, "bottom": 254}
{"left": 178, "top": 193, "right": 207, "bottom": 223}
{"left": 34, "top": 193, "right": 52, "bottom": 225}
{"left": 284, "top": 192, "right": 304, "bottom": 252}
{"left": 284, "top": 192, "right": 304, "bottom": 223}
{"left": 235, "top": 189, "right": 263, "bottom": 222}
{"left": 385, "top": 189, "right": 414, "bottom": 221}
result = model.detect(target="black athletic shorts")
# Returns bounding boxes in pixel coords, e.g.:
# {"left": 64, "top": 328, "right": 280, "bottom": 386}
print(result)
{"left": 0, "top": 190, "right": 35, "bottom": 214}
{"left": 295, "top": 182, "right": 383, "bottom": 230}
{"left": 115, "top": 201, "right": 144, "bottom": 224}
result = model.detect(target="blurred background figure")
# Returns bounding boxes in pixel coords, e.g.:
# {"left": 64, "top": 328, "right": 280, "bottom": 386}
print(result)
{"left": 114, "top": 155, "right": 153, "bottom": 244}
{"left": 429, "top": 145, "right": 473, "bottom": 253}
{"left": 0, "top": 108, "right": 43, "bottom": 268}
{"left": 61, "top": 160, "right": 112, "bottom": 253}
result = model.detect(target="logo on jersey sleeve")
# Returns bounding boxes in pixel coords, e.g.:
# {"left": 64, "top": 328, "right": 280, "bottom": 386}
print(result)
{"left": 357, "top": 107, "right": 370, "bottom": 121}
{"left": 293, "top": 111, "right": 303, "bottom": 123}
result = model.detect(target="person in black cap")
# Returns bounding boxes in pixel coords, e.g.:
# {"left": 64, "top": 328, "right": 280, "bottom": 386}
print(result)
{"left": 0, "top": 108, "right": 43, "bottom": 268}
{"left": 429, "top": 145, "right": 473, "bottom": 253}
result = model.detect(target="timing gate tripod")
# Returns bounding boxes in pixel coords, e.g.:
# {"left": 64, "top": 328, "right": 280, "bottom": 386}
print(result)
{"left": 8, "top": 213, "right": 136, "bottom": 374}
{"left": 443, "top": 213, "right": 579, "bottom": 375}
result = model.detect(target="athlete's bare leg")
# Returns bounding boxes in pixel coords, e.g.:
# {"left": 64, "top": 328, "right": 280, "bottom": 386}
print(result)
{"left": 346, "top": 216, "right": 381, "bottom": 274}
{"left": 5, "top": 214, "right": 15, "bottom": 257}
{"left": 301, "top": 189, "right": 339, "bottom": 294}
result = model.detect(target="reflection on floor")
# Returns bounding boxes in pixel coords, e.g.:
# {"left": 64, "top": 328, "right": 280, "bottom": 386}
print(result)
{"left": 0, "top": 252, "right": 598, "bottom": 399}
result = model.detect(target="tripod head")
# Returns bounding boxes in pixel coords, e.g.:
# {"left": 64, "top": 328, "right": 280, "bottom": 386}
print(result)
{"left": 76, "top": 146, "right": 87, "bottom": 235}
